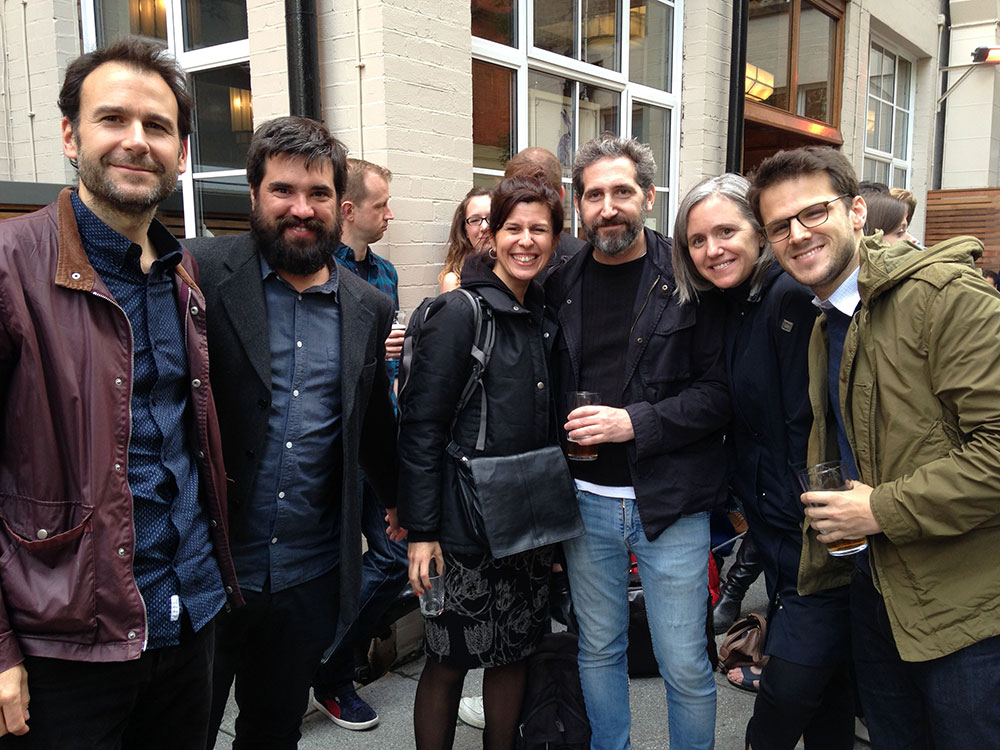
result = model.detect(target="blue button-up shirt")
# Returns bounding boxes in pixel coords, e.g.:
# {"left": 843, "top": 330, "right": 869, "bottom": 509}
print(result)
{"left": 71, "top": 192, "right": 225, "bottom": 649}
{"left": 230, "top": 257, "right": 344, "bottom": 593}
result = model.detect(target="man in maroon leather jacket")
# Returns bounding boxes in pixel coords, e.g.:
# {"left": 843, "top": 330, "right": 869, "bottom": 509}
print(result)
{"left": 0, "top": 38, "right": 240, "bottom": 748}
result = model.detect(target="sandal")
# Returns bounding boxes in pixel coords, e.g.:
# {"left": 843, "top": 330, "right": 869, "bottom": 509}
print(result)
{"left": 726, "top": 665, "right": 762, "bottom": 693}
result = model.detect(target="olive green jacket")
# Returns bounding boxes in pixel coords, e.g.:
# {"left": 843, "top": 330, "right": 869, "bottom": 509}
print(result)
{"left": 818, "top": 234, "right": 1000, "bottom": 661}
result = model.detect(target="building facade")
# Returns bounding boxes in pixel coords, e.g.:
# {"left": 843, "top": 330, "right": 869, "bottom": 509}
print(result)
{"left": 2, "top": 1, "right": 997, "bottom": 304}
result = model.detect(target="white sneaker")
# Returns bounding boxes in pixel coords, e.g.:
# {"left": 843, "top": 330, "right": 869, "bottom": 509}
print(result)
{"left": 458, "top": 696, "right": 485, "bottom": 729}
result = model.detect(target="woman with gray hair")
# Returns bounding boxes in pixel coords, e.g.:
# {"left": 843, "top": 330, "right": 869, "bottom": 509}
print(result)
{"left": 673, "top": 174, "right": 854, "bottom": 750}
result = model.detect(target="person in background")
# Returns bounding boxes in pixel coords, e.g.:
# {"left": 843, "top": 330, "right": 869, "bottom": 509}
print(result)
{"left": 439, "top": 187, "right": 491, "bottom": 293}
{"left": 860, "top": 183, "right": 916, "bottom": 243}
{"left": 673, "top": 173, "right": 853, "bottom": 749}
{"left": 400, "top": 176, "right": 563, "bottom": 750}
{"left": 983, "top": 268, "right": 998, "bottom": 288}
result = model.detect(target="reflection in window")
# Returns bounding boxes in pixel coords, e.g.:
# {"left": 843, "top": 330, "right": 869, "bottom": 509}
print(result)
{"left": 98, "top": 0, "right": 167, "bottom": 44}
{"left": 864, "top": 41, "right": 913, "bottom": 188}
{"left": 182, "top": 0, "right": 248, "bottom": 51}
{"left": 191, "top": 64, "right": 253, "bottom": 172}
{"left": 583, "top": 0, "right": 618, "bottom": 70}
{"left": 473, "top": 61, "right": 516, "bottom": 171}
{"left": 193, "top": 176, "right": 251, "bottom": 237}
{"left": 747, "top": 0, "right": 789, "bottom": 110}
{"left": 580, "top": 85, "right": 619, "bottom": 146}
{"left": 473, "top": 0, "right": 516, "bottom": 46}
{"left": 529, "top": 70, "right": 575, "bottom": 175}
{"left": 631, "top": 101, "right": 669, "bottom": 188}
{"left": 534, "top": 0, "right": 574, "bottom": 58}
{"left": 629, "top": 0, "right": 673, "bottom": 92}
{"left": 796, "top": 2, "right": 835, "bottom": 122}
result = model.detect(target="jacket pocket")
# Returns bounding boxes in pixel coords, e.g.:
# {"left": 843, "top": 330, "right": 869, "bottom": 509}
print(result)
{"left": 0, "top": 495, "right": 97, "bottom": 638}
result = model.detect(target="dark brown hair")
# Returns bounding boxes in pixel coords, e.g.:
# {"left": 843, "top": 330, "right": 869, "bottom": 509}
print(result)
{"left": 58, "top": 36, "right": 193, "bottom": 139}
{"left": 490, "top": 175, "right": 564, "bottom": 238}
{"left": 747, "top": 147, "right": 860, "bottom": 224}
{"left": 863, "top": 191, "right": 907, "bottom": 236}
{"left": 441, "top": 187, "right": 491, "bottom": 281}
{"left": 246, "top": 116, "right": 347, "bottom": 199}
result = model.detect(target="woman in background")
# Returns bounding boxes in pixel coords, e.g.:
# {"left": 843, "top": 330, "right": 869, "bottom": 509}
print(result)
{"left": 439, "top": 187, "right": 491, "bottom": 293}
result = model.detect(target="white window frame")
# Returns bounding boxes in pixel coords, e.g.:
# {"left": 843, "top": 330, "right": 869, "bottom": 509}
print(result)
{"left": 863, "top": 38, "right": 915, "bottom": 189}
{"left": 472, "top": 0, "right": 682, "bottom": 235}
{"left": 81, "top": 1, "right": 251, "bottom": 237}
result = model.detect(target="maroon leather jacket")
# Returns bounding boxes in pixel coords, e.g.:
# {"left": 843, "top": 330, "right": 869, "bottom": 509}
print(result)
{"left": 0, "top": 189, "right": 242, "bottom": 671}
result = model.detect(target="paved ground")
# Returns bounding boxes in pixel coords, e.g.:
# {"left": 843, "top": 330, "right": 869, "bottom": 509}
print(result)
{"left": 215, "top": 565, "right": 867, "bottom": 749}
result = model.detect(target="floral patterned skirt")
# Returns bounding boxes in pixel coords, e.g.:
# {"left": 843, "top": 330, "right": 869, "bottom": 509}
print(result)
{"left": 423, "top": 547, "right": 554, "bottom": 670}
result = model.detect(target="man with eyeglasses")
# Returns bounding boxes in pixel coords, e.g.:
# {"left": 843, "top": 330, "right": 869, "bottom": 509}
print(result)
{"left": 748, "top": 146, "right": 1000, "bottom": 749}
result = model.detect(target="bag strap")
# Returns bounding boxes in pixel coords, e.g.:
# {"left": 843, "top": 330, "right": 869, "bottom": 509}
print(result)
{"left": 448, "top": 288, "right": 495, "bottom": 452}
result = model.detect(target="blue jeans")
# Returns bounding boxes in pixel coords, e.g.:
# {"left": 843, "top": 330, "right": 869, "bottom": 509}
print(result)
{"left": 563, "top": 490, "right": 716, "bottom": 750}
{"left": 851, "top": 570, "right": 1000, "bottom": 750}
{"left": 312, "top": 479, "right": 409, "bottom": 696}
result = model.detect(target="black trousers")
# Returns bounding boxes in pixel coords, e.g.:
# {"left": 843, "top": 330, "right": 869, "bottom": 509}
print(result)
{"left": 207, "top": 567, "right": 340, "bottom": 750}
{"left": 746, "top": 654, "right": 854, "bottom": 750}
{"left": 2, "top": 616, "right": 215, "bottom": 750}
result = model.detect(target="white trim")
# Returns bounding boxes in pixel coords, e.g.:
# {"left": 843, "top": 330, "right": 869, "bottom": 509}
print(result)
{"left": 864, "top": 37, "right": 914, "bottom": 189}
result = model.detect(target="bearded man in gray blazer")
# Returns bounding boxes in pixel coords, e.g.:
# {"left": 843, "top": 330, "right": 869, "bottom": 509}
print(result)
{"left": 187, "top": 116, "right": 399, "bottom": 749}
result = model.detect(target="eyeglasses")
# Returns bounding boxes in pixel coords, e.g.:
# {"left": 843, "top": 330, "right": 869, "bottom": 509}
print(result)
{"left": 762, "top": 195, "right": 851, "bottom": 243}
{"left": 464, "top": 215, "right": 489, "bottom": 227}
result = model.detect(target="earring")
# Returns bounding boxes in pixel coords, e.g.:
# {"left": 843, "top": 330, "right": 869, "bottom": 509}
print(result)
{"left": 488, "top": 247, "right": 497, "bottom": 259}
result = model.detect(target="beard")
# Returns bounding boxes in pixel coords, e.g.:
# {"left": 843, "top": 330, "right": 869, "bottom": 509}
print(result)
{"left": 76, "top": 144, "right": 180, "bottom": 214}
{"left": 250, "top": 204, "right": 342, "bottom": 276}
{"left": 582, "top": 206, "right": 647, "bottom": 257}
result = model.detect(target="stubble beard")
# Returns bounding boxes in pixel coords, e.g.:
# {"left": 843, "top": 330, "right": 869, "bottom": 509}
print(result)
{"left": 250, "top": 204, "right": 342, "bottom": 276}
{"left": 76, "top": 138, "right": 179, "bottom": 215}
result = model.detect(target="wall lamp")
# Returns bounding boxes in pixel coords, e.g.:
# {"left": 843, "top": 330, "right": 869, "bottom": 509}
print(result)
{"left": 937, "top": 47, "right": 1000, "bottom": 110}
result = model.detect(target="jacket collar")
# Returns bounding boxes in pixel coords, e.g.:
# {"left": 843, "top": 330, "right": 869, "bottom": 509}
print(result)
{"left": 54, "top": 188, "right": 98, "bottom": 292}
{"left": 857, "top": 234, "right": 984, "bottom": 306}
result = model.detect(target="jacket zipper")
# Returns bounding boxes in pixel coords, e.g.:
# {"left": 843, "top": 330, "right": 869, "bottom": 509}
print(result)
{"left": 629, "top": 273, "right": 661, "bottom": 337}
{"left": 90, "top": 287, "right": 148, "bottom": 651}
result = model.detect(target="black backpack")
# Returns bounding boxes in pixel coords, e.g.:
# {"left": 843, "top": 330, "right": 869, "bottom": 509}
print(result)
{"left": 516, "top": 632, "right": 591, "bottom": 750}
{"left": 398, "top": 289, "right": 495, "bottom": 447}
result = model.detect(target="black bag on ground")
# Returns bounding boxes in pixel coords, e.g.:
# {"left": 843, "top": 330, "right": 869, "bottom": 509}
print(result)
{"left": 516, "top": 632, "right": 591, "bottom": 750}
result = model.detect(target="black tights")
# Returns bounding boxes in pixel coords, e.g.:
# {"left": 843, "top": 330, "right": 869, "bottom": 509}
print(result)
{"left": 413, "top": 659, "right": 527, "bottom": 750}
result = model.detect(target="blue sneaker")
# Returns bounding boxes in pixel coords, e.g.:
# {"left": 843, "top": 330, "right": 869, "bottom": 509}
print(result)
{"left": 313, "top": 688, "right": 379, "bottom": 730}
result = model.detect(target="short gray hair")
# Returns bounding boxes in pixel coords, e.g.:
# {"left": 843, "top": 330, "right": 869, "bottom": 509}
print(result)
{"left": 572, "top": 134, "right": 657, "bottom": 198}
{"left": 672, "top": 173, "right": 774, "bottom": 305}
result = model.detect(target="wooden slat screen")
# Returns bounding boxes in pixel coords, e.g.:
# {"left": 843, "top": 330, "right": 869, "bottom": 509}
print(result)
{"left": 925, "top": 188, "right": 1000, "bottom": 271}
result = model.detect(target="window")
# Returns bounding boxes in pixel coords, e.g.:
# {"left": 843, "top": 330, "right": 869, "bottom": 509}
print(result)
{"left": 82, "top": 0, "right": 252, "bottom": 237}
{"left": 472, "top": 0, "right": 680, "bottom": 236}
{"left": 863, "top": 41, "right": 913, "bottom": 188}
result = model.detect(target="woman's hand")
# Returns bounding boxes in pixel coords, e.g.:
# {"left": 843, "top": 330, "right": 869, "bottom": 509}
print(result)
{"left": 408, "top": 541, "right": 444, "bottom": 595}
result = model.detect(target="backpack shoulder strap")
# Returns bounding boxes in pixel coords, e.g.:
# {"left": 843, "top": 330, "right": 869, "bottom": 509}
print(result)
{"left": 451, "top": 288, "right": 496, "bottom": 452}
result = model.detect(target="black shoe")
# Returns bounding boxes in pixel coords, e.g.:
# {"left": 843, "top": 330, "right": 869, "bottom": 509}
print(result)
{"left": 713, "top": 536, "right": 763, "bottom": 634}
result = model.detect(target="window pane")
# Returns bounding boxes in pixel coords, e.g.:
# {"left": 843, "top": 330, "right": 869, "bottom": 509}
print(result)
{"left": 97, "top": 0, "right": 167, "bottom": 44}
{"left": 878, "top": 102, "right": 893, "bottom": 153}
{"left": 529, "top": 70, "right": 575, "bottom": 177}
{"left": 868, "top": 43, "right": 884, "bottom": 99}
{"left": 875, "top": 160, "right": 889, "bottom": 184}
{"left": 796, "top": 2, "right": 834, "bottom": 122}
{"left": 630, "top": 0, "right": 673, "bottom": 92}
{"left": 583, "top": 0, "right": 619, "bottom": 71}
{"left": 473, "top": 61, "right": 516, "bottom": 171}
{"left": 190, "top": 64, "right": 253, "bottom": 172}
{"left": 631, "top": 102, "right": 670, "bottom": 188}
{"left": 473, "top": 0, "right": 516, "bottom": 46}
{"left": 897, "top": 58, "right": 912, "bottom": 108}
{"left": 748, "top": 0, "right": 789, "bottom": 110}
{"left": 193, "top": 176, "right": 250, "bottom": 237}
{"left": 862, "top": 157, "right": 876, "bottom": 182}
{"left": 580, "top": 85, "right": 619, "bottom": 145}
{"left": 866, "top": 99, "right": 879, "bottom": 150}
{"left": 534, "top": 0, "right": 575, "bottom": 58}
{"left": 182, "top": 0, "right": 248, "bottom": 51}
{"left": 893, "top": 110, "right": 908, "bottom": 160}
{"left": 646, "top": 191, "right": 668, "bottom": 234}
{"left": 881, "top": 49, "right": 897, "bottom": 103}
{"left": 892, "top": 166, "right": 907, "bottom": 189}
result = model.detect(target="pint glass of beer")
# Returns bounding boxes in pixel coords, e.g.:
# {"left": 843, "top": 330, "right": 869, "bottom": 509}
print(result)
{"left": 567, "top": 391, "right": 600, "bottom": 461}
{"left": 797, "top": 461, "right": 869, "bottom": 557}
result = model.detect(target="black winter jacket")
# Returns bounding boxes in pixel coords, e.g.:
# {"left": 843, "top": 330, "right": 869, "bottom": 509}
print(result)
{"left": 545, "top": 228, "right": 730, "bottom": 540}
{"left": 398, "top": 260, "right": 559, "bottom": 552}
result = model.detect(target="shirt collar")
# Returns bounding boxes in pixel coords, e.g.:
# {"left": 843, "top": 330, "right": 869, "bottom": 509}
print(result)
{"left": 71, "top": 189, "right": 182, "bottom": 274}
{"left": 334, "top": 242, "right": 371, "bottom": 265}
{"left": 259, "top": 253, "right": 340, "bottom": 298}
{"left": 812, "top": 265, "right": 860, "bottom": 317}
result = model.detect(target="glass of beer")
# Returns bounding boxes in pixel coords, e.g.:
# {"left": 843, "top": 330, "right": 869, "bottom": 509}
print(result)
{"left": 797, "top": 461, "right": 869, "bottom": 557}
{"left": 566, "top": 391, "right": 600, "bottom": 461}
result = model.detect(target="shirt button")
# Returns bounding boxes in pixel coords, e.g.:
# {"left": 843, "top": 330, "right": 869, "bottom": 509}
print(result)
{"left": 192, "top": 378, "right": 202, "bottom": 388}
{"left": 271, "top": 537, "right": 278, "bottom": 545}
{"left": 114, "top": 377, "right": 123, "bottom": 387}
{"left": 298, "top": 294, "right": 303, "bottom": 301}
{"left": 118, "top": 547, "right": 126, "bottom": 556}
{"left": 292, "top": 389, "right": 300, "bottom": 397}
{"left": 543, "top": 332, "right": 550, "bottom": 338}
{"left": 285, "top": 441, "right": 292, "bottom": 449}
{"left": 278, "top": 491, "right": 285, "bottom": 499}
{"left": 127, "top": 630, "right": 136, "bottom": 640}
{"left": 36, "top": 529, "right": 48, "bottom": 540}
{"left": 190, "top": 306, "right": 199, "bottom": 316}
{"left": 536, "top": 381, "right": 545, "bottom": 390}
{"left": 296, "top": 341, "right": 303, "bottom": 348}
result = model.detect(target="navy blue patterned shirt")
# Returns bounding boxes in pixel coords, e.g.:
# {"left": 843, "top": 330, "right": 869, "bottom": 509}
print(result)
{"left": 230, "top": 256, "right": 344, "bottom": 593}
{"left": 335, "top": 243, "right": 399, "bottom": 401}
{"left": 71, "top": 192, "right": 225, "bottom": 649}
